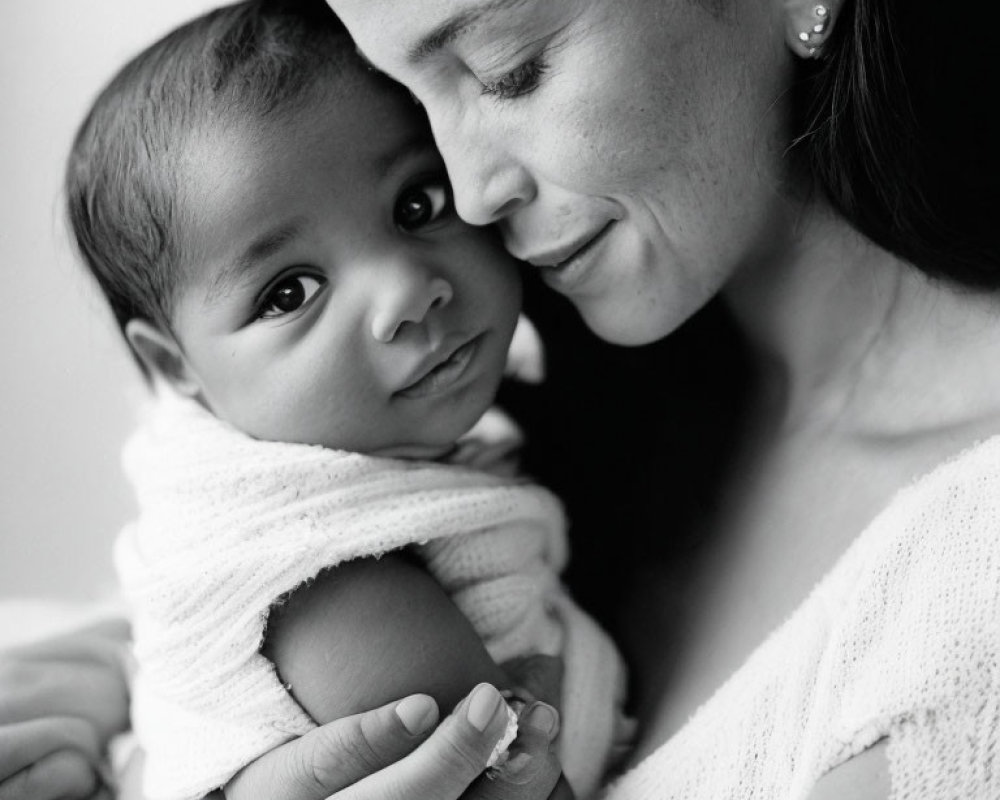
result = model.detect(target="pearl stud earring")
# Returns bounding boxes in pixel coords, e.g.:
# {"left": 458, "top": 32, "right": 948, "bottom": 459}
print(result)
{"left": 798, "top": 4, "right": 830, "bottom": 57}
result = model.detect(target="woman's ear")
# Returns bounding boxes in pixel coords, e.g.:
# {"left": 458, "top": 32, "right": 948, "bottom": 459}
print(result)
{"left": 125, "top": 319, "right": 202, "bottom": 397}
{"left": 784, "top": 0, "right": 839, "bottom": 59}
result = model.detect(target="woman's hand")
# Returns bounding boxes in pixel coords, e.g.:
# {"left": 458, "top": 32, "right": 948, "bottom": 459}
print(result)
{"left": 0, "top": 718, "right": 113, "bottom": 800}
{"left": 0, "top": 618, "right": 130, "bottom": 800}
{"left": 227, "top": 683, "right": 565, "bottom": 800}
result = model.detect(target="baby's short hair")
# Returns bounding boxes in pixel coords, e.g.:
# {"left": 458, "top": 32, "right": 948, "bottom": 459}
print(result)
{"left": 66, "top": 0, "right": 367, "bottom": 344}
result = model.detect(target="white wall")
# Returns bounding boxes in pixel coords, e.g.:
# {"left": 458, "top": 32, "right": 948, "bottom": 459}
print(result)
{"left": 0, "top": 1, "right": 219, "bottom": 602}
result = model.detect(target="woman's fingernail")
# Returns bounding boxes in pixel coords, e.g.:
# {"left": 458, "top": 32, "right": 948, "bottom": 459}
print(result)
{"left": 467, "top": 683, "right": 503, "bottom": 732}
{"left": 396, "top": 694, "right": 438, "bottom": 735}
{"left": 524, "top": 702, "right": 560, "bottom": 738}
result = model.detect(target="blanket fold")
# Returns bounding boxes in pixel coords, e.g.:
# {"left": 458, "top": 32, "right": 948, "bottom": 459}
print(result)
{"left": 116, "top": 390, "right": 624, "bottom": 800}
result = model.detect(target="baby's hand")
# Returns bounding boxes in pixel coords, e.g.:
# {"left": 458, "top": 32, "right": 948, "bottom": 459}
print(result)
{"left": 492, "top": 656, "right": 573, "bottom": 799}
{"left": 446, "top": 314, "right": 546, "bottom": 477}
{"left": 479, "top": 701, "right": 573, "bottom": 800}
{"left": 505, "top": 315, "right": 546, "bottom": 385}
{"left": 447, "top": 407, "right": 525, "bottom": 477}
{"left": 501, "top": 655, "right": 564, "bottom": 711}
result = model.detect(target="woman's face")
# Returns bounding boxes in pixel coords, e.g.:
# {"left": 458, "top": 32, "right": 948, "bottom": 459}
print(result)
{"left": 329, "top": 0, "right": 800, "bottom": 344}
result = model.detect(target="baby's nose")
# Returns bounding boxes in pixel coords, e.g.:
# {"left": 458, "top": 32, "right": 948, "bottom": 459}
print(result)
{"left": 370, "top": 268, "right": 453, "bottom": 343}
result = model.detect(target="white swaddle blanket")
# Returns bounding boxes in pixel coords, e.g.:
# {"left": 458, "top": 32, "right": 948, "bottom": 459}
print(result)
{"left": 115, "top": 389, "right": 625, "bottom": 800}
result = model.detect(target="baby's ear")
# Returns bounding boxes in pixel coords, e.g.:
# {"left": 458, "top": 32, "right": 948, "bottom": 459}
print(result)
{"left": 125, "top": 319, "right": 201, "bottom": 397}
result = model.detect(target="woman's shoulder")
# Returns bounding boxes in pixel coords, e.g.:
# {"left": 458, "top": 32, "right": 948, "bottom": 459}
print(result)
{"left": 826, "top": 433, "right": 1000, "bottom": 800}
{"left": 858, "top": 433, "right": 1000, "bottom": 584}
{"left": 845, "top": 433, "right": 1000, "bottom": 616}
{"left": 830, "top": 433, "right": 1000, "bottom": 704}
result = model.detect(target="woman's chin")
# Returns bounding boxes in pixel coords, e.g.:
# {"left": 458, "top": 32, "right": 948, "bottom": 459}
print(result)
{"left": 577, "top": 302, "right": 688, "bottom": 347}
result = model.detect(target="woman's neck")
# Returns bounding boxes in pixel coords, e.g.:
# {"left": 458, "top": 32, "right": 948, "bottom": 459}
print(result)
{"left": 723, "top": 201, "right": 1000, "bottom": 439}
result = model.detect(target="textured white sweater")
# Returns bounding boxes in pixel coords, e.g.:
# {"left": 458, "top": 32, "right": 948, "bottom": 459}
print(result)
{"left": 604, "top": 436, "right": 1000, "bottom": 799}
{"left": 115, "top": 391, "right": 625, "bottom": 800}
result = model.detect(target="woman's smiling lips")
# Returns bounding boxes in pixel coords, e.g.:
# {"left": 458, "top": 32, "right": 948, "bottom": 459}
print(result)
{"left": 523, "top": 221, "right": 617, "bottom": 292}
{"left": 396, "top": 334, "right": 484, "bottom": 399}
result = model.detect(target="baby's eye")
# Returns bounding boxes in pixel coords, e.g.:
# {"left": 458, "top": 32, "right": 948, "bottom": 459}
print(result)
{"left": 258, "top": 274, "right": 325, "bottom": 319}
{"left": 394, "top": 179, "right": 453, "bottom": 232}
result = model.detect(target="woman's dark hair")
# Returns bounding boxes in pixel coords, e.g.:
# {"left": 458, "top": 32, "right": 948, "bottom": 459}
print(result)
{"left": 65, "top": 0, "right": 360, "bottom": 345}
{"left": 794, "top": 0, "right": 1000, "bottom": 288}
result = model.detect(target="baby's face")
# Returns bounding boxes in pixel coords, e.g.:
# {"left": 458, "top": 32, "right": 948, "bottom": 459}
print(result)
{"left": 168, "top": 74, "right": 522, "bottom": 458}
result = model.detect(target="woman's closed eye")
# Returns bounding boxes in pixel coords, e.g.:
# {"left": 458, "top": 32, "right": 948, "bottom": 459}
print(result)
{"left": 257, "top": 273, "right": 326, "bottom": 320}
{"left": 394, "top": 178, "right": 454, "bottom": 232}
{"left": 480, "top": 55, "right": 548, "bottom": 100}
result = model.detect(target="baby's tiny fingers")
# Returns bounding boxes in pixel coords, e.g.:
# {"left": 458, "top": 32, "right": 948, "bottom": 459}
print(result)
{"left": 519, "top": 702, "right": 560, "bottom": 742}
{"left": 502, "top": 655, "right": 564, "bottom": 710}
{"left": 462, "top": 707, "right": 565, "bottom": 800}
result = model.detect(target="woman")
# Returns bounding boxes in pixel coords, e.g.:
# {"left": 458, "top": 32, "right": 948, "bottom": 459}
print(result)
{"left": 2, "top": 0, "right": 997, "bottom": 796}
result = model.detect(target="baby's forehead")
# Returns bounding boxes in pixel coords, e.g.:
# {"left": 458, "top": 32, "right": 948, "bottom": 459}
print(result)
{"left": 188, "top": 69, "right": 436, "bottom": 188}
{"left": 211, "top": 66, "right": 431, "bottom": 162}
{"left": 169, "top": 83, "right": 442, "bottom": 287}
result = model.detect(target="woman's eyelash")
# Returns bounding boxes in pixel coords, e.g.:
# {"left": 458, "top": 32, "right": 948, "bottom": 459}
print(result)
{"left": 480, "top": 56, "right": 548, "bottom": 100}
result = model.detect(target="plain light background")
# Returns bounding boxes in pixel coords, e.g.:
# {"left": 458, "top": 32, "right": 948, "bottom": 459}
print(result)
{"left": 0, "top": 1, "right": 219, "bottom": 604}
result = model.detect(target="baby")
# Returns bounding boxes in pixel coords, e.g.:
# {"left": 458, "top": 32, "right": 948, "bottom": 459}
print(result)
{"left": 65, "top": 1, "right": 628, "bottom": 799}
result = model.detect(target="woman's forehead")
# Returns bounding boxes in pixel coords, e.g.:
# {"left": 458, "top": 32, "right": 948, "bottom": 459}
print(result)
{"left": 329, "top": 0, "right": 542, "bottom": 60}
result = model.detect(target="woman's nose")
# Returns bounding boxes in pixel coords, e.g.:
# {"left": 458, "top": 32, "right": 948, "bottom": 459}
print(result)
{"left": 369, "top": 262, "right": 454, "bottom": 343}
{"left": 431, "top": 110, "right": 535, "bottom": 226}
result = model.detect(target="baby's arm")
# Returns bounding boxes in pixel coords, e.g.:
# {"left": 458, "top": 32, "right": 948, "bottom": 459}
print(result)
{"left": 264, "top": 552, "right": 573, "bottom": 798}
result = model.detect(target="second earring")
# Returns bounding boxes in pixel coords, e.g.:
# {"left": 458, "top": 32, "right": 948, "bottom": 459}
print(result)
{"left": 798, "top": 4, "right": 830, "bottom": 57}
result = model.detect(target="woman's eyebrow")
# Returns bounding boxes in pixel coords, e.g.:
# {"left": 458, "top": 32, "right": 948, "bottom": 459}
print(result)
{"left": 408, "top": 0, "right": 531, "bottom": 63}
{"left": 205, "top": 221, "right": 303, "bottom": 306}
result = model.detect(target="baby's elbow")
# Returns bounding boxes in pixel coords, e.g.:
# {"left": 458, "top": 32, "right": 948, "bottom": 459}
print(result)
{"left": 264, "top": 552, "right": 508, "bottom": 724}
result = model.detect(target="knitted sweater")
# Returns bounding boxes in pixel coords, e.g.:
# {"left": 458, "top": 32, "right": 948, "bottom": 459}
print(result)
{"left": 604, "top": 436, "right": 1000, "bottom": 799}
{"left": 115, "top": 391, "right": 625, "bottom": 800}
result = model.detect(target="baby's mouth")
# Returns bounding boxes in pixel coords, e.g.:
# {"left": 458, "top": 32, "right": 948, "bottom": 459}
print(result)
{"left": 397, "top": 335, "right": 482, "bottom": 399}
